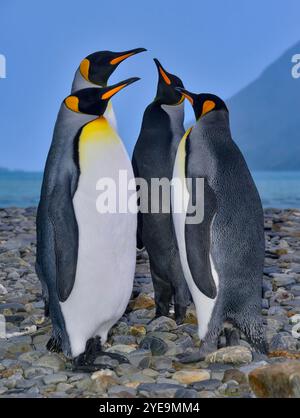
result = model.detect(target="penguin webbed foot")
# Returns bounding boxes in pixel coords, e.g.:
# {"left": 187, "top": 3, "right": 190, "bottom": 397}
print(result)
{"left": 73, "top": 337, "right": 129, "bottom": 372}
{"left": 224, "top": 327, "right": 241, "bottom": 346}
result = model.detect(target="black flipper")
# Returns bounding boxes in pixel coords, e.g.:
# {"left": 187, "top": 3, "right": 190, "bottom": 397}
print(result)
{"left": 185, "top": 139, "right": 218, "bottom": 299}
{"left": 48, "top": 176, "right": 79, "bottom": 302}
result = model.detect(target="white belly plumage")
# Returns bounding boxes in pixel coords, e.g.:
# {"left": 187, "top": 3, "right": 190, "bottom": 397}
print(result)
{"left": 171, "top": 129, "right": 219, "bottom": 340}
{"left": 60, "top": 117, "right": 136, "bottom": 357}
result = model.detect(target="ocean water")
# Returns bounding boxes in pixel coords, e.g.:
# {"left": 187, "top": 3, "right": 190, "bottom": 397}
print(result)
{"left": 0, "top": 170, "right": 299, "bottom": 209}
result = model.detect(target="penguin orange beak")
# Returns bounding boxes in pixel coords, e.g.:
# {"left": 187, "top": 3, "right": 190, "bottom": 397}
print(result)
{"left": 101, "top": 77, "right": 140, "bottom": 100}
{"left": 110, "top": 48, "right": 147, "bottom": 65}
{"left": 175, "top": 87, "right": 194, "bottom": 105}
{"left": 153, "top": 58, "right": 172, "bottom": 85}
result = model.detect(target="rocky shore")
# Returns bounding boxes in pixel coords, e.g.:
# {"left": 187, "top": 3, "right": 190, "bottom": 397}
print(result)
{"left": 0, "top": 207, "right": 300, "bottom": 398}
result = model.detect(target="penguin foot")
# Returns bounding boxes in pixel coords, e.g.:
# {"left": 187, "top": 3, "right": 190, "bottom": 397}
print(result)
{"left": 224, "top": 327, "right": 240, "bottom": 346}
{"left": 174, "top": 304, "right": 187, "bottom": 325}
{"left": 73, "top": 337, "right": 129, "bottom": 372}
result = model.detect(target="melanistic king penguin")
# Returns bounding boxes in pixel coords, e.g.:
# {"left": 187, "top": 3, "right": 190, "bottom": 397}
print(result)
{"left": 132, "top": 59, "right": 190, "bottom": 324}
{"left": 36, "top": 79, "right": 139, "bottom": 367}
{"left": 172, "top": 88, "right": 267, "bottom": 361}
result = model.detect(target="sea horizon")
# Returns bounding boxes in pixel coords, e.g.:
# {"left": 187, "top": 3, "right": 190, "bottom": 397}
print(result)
{"left": 0, "top": 169, "right": 299, "bottom": 209}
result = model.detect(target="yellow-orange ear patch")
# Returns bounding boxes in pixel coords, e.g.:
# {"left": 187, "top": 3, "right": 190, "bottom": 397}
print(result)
{"left": 159, "top": 66, "right": 171, "bottom": 85}
{"left": 65, "top": 96, "right": 79, "bottom": 112}
{"left": 80, "top": 58, "right": 90, "bottom": 80}
{"left": 110, "top": 52, "right": 134, "bottom": 65}
{"left": 101, "top": 83, "right": 127, "bottom": 100}
{"left": 202, "top": 100, "right": 215, "bottom": 116}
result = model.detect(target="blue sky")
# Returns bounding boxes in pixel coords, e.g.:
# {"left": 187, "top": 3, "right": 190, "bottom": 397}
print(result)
{"left": 0, "top": 0, "right": 299, "bottom": 170}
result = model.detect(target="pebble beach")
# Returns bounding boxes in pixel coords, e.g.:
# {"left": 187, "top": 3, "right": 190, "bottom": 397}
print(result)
{"left": 0, "top": 207, "right": 300, "bottom": 398}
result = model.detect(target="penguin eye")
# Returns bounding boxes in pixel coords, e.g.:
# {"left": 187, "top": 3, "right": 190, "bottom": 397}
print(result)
{"left": 201, "top": 100, "right": 216, "bottom": 117}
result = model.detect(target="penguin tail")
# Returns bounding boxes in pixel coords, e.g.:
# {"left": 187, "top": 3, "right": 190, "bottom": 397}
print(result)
{"left": 231, "top": 311, "right": 268, "bottom": 354}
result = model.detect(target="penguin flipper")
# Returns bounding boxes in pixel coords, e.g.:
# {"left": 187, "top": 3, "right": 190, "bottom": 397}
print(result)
{"left": 185, "top": 177, "right": 217, "bottom": 299}
{"left": 48, "top": 181, "right": 79, "bottom": 302}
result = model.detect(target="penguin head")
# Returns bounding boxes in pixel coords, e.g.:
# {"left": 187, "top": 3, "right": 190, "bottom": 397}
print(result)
{"left": 176, "top": 88, "right": 228, "bottom": 120}
{"left": 64, "top": 77, "right": 140, "bottom": 116}
{"left": 153, "top": 59, "right": 184, "bottom": 105}
{"left": 79, "top": 48, "right": 146, "bottom": 86}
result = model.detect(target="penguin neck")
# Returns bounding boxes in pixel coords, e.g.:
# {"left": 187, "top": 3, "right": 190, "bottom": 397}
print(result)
{"left": 161, "top": 102, "right": 184, "bottom": 129}
{"left": 194, "top": 109, "right": 231, "bottom": 138}
{"left": 71, "top": 68, "right": 105, "bottom": 92}
{"left": 53, "top": 104, "right": 97, "bottom": 142}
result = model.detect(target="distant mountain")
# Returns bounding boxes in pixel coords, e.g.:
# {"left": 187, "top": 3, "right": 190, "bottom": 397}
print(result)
{"left": 228, "top": 41, "right": 300, "bottom": 171}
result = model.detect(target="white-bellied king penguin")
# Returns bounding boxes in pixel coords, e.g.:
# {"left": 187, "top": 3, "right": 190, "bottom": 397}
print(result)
{"left": 132, "top": 59, "right": 190, "bottom": 324}
{"left": 36, "top": 78, "right": 139, "bottom": 369}
{"left": 172, "top": 88, "right": 267, "bottom": 362}
{"left": 36, "top": 48, "right": 145, "bottom": 322}
{"left": 72, "top": 48, "right": 146, "bottom": 130}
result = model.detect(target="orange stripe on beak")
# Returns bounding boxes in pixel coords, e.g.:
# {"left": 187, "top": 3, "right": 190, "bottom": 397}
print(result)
{"left": 181, "top": 92, "right": 194, "bottom": 105}
{"left": 159, "top": 66, "right": 171, "bottom": 85}
{"left": 101, "top": 83, "right": 127, "bottom": 100}
{"left": 110, "top": 52, "right": 134, "bottom": 65}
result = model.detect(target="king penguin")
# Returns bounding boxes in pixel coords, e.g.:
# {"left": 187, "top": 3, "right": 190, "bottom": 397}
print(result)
{"left": 36, "top": 48, "right": 145, "bottom": 320}
{"left": 71, "top": 48, "right": 146, "bottom": 130}
{"left": 36, "top": 79, "right": 139, "bottom": 367}
{"left": 132, "top": 59, "right": 190, "bottom": 324}
{"left": 171, "top": 88, "right": 267, "bottom": 361}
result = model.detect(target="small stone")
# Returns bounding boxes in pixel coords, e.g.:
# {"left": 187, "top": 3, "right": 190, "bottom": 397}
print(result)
{"left": 56, "top": 383, "right": 73, "bottom": 393}
{"left": 205, "top": 346, "right": 253, "bottom": 365}
{"left": 272, "top": 274, "right": 296, "bottom": 287}
{"left": 269, "top": 332, "right": 298, "bottom": 352}
{"left": 139, "top": 336, "right": 168, "bottom": 356}
{"left": 35, "top": 353, "right": 65, "bottom": 372}
{"left": 132, "top": 293, "right": 155, "bottom": 310}
{"left": 108, "top": 385, "right": 136, "bottom": 398}
{"left": 249, "top": 361, "right": 300, "bottom": 398}
{"left": 24, "top": 367, "right": 53, "bottom": 379}
{"left": 91, "top": 369, "right": 118, "bottom": 391}
{"left": 126, "top": 349, "right": 152, "bottom": 368}
{"left": 150, "top": 356, "right": 173, "bottom": 371}
{"left": 223, "top": 369, "right": 247, "bottom": 385}
{"left": 172, "top": 370, "right": 210, "bottom": 385}
{"left": 192, "top": 379, "right": 222, "bottom": 391}
{"left": 0, "top": 284, "right": 8, "bottom": 295}
{"left": 137, "top": 383, "right": 184, "bottom": 398}
{"left": 147, "top": 316, "right": 177, "bottom": 332}
{"left": 175, "top": 388, "right": 199, "bottom": 398}
{"left": 42, "top": 373, "right": 68, "bottom": 385}
{"left": 129, "top": 325, "right": 146, "bottom": 338}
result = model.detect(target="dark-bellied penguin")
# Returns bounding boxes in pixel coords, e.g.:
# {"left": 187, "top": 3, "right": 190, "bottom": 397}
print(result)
{"left": 36, "top": 79, "right": 139, "bottom": 367}
{"left": 36, "top": 48, "right": 145, "bottom": 318}
{"left": 132, "top": 59, "right": 190, "bottom": 324}
{"left": 172, "top": 88, "right": 267, "bottom": 361}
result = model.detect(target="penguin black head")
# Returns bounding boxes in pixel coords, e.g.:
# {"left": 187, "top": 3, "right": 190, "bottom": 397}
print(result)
{"left": 64, "top": 77, "right": 140, "bottom": 116}
{"left": 79, "top": 48, "right": 146, "bottom": 86}
{"left": 176, "top": 88, "right": 228, "bottom": 120}
{"left": 153, "top": 59, "right": 184, "bottom": 105}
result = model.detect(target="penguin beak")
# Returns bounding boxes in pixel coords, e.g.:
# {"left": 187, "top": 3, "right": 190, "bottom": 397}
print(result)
{"left": 153, "top": 58, "right": 172, "bottom": 85}
{"left": 110, "top": 48, "right": 147, "bottom": 65}
{"left": 175, "top": 87, "right": 194, "bottom": 105}
{"left": 101, "top": 77, "right": 140, "bottom": 100}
